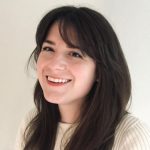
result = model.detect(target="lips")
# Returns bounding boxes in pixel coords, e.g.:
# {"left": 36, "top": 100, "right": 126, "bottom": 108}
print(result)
{"left": 46, "top": 76, "right": 72, "bottom": 86}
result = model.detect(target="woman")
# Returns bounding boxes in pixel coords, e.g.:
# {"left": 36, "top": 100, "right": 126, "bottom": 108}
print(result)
{"left": 15, "top": 6, "right": 150, "bottom": 150}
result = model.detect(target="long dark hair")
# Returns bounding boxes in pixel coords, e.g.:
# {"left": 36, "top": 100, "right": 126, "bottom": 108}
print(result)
{"left": 24, "top": 6, "right": 131, "bottom": 150}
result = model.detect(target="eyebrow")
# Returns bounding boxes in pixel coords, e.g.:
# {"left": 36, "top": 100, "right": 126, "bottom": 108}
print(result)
{"left": 44, "top": 40, "right": 56, "bottom": 45}
{"left": 43, "top": 39, "right": 82, "bottom": 52}
{"left": 43, "top": 39, "right": 74, "bottom": 48}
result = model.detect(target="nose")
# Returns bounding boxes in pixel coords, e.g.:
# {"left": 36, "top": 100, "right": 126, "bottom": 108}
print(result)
{"left": 48, "top": 55, "right": 67, "bottom": 71}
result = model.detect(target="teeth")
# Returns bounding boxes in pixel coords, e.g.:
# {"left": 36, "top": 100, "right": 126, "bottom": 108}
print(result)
{"left": 47, "top": 76, "right": 70, "bottom": 83}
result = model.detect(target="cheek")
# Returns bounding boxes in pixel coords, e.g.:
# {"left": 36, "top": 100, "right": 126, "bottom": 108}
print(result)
{"left": 36, "top": 52, "right": 47, "bottom": 69}
{"left": 73, "top": 66, "right": 96, "bottom": 98}
{"left": 36, "top": 56, "right": 45, "bottom": 79}
{"left": 36, "top": 60, "right": 41, "bottom": 75}
{"left": 72, "top": 64, "right": 96, "bottom": 85}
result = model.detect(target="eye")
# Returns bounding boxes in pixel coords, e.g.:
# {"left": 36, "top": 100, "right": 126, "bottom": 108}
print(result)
{"left": 69, "top": 51, "right": 83, "bottom": 58}
{"left": 42, "top": 46, "right": 54, "bottom": 52}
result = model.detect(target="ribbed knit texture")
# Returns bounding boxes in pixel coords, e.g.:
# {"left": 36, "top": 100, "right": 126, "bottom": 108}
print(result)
{"left": 112, "top": 114, "right": 150, "bottom": 150}
{"left": 15, "top": 111, "right": 150, "bottom": 150}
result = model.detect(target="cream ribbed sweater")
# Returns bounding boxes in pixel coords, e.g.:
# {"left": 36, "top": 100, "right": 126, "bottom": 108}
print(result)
{"left": 15, "top": 111, "right": 150, "bottom": 150}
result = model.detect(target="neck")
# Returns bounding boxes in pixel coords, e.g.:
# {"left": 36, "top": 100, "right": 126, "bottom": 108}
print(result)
{"left": 58, "top": 103, "right": 82, "bottom": 124}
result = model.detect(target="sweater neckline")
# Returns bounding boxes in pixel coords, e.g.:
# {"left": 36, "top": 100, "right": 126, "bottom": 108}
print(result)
{"left": 58, "top": 122, "right": 73, "bottom": 128}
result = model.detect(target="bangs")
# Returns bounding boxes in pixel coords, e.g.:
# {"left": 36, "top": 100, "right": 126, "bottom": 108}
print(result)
{"left": 58, "top": 19, "right": 81, "bottom": 49}
{"left": 56, "top": 17, "right": 90, "bottom": 56}
{"left": 36, "top": 7, "right": 101, "bottom": 61}
{"left": 55, "top": 15, "right": 99, "bottom": 61}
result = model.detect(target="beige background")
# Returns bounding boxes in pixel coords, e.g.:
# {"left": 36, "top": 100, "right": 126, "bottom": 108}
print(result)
{"left": 0, "top": 0, "right": 150, "bottom": 149}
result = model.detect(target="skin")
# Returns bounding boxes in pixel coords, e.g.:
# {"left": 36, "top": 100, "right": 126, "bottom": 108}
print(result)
{"left": 36, "top": 22, "right": 96, "bottom": 123}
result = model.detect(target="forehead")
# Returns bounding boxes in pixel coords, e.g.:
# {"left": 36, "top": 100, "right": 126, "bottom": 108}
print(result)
{"left": 46, "top": 22, "right": 61, "bottom": 40}
{"left": 45, "top": 21, "right": 79, "bottom": 48}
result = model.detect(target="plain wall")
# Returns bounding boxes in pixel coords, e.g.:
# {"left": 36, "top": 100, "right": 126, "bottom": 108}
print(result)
{"left": 0, "top": 0, "right": 150, "bottom": 149}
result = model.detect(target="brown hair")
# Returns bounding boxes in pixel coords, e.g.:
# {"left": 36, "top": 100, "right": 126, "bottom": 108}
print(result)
{"left": 24, "top": 6, "right": 131, "bottom": 150}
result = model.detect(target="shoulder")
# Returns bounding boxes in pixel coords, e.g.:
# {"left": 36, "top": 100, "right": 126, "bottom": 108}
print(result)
{"left": 113, "top": 114, "right": 150, "bottom": 150}
{"left": 14, "top": 108, "right": 37, "bottom": 150}
{"left": 18, "top": 108, "right": 37, "bottom": 132}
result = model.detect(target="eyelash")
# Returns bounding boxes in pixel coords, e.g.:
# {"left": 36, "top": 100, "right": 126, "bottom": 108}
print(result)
{"left": 42, "top": 46, "right": 54, "bottom": 52}
{"left": 69, "top": 51, "right": 83, "bottom": 58}
{"left": 42, "top": 46, "right": 83, "bottom": 59}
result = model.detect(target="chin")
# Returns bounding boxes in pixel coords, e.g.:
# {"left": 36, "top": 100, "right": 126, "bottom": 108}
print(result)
{"left": 43, "top": 95, "right": 62, "bottom": 104}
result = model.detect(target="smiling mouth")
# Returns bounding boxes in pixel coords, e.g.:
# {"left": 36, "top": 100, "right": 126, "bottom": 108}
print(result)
{"left": 46, "top": 76, "right": 72, "bottom": 85}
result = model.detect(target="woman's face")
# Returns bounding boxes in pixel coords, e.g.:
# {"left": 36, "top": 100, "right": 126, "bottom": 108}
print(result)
{"left": 36, "top": 22, "right": 96, "bottom": 108}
